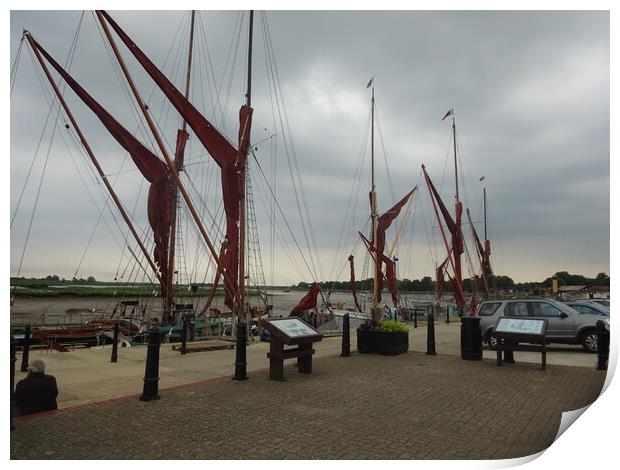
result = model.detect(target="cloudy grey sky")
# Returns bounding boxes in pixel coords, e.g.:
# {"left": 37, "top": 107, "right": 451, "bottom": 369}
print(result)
{"left": 9, "top": 9, "right": 610, "bottom": 286}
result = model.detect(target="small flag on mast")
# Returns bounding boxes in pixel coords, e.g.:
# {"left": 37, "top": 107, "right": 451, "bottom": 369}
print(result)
{"left": 367, "top": 77, "right": 374, "bottom": 88}
{"left": 479, "top": 175, "right": 485, "bottom": 182}
{"left": 441, "top": 109, "right": 454, "bottom": 121}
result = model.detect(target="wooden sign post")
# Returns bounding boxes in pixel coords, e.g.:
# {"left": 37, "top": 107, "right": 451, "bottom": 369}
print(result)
{"left": 260, "top": 318, "right": 323, "bottom": 381}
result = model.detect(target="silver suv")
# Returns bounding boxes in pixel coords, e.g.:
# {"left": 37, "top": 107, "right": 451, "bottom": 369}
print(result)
{"left": 477, "top": 298, "right": 610, "bottom": 353}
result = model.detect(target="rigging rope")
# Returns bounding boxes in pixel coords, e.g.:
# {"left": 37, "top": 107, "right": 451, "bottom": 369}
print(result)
{"left": 262, "top": 12, "right": 326, "bottom": 284}
{"left": 13, "top": 13, "right": 85, "bottom": 286}
{"left": 10, "top": 35, "right": 25, "bottom": 97}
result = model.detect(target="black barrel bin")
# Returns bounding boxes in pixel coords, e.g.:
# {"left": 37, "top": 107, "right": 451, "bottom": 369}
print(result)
{"left": 461, "top": 316, "right": 483, "bottom": 360}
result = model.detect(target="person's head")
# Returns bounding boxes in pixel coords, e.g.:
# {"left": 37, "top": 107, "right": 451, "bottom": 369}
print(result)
{"left": 28, "top": 359, "right": 46, "bottom": 374}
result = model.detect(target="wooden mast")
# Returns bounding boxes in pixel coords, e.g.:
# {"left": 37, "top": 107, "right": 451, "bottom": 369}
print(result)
{"left": 166, "top": 10, "right": 196, "bottom": 319}
{"left": 451, "top": 112, "right": 464, "bottom": 313}
{"left": 95, "top": 10, "right": 239, "bottom": 305}
{"left": 369, "top": 80, "right": 380, "bottom": 320}
{"left": 483, "top": 187, "right": 487, "bottom": 240}
{"left": 23, "top": 31, "right": 164, "bottom": 289}
{"left": 238, "top": 10, "right": 253, "bottom": 321}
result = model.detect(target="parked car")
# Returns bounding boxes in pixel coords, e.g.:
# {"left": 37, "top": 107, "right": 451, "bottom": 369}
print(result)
{"left": 589, "top": 299, "right": 610, "bottom": 308}
{"left": 564, "top": 300, "right": 609, "bottom": 317}
{"left": 477, "top": 298, "right": 609, "bottom": 353}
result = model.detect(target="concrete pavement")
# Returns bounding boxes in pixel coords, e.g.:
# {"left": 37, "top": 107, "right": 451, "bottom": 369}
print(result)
{"left": 10, "top": 321, "right": 606, "bottom": 459}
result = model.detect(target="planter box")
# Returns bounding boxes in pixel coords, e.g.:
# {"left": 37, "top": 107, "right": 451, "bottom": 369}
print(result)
{"left": 357, "top": 328, "right": 409, "bottom": 355}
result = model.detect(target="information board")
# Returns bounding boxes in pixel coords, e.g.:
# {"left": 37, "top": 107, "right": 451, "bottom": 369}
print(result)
{"left": 495, "top": 317, "right": 546, "bottom": 336}
{"left": 269, "top": 318, "right": 317, "bottom": 338}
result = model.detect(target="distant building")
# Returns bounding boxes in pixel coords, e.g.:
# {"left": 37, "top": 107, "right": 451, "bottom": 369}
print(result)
{"left": 558, "top": 285, "right": 610, "bottom": 300}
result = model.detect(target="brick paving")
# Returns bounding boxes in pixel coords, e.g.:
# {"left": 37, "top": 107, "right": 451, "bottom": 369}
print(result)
{"left": 10, "top": 351, "right": 605, "bottom": 460}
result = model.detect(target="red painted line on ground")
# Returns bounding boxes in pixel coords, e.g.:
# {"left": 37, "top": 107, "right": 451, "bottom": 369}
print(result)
{"left": 14, "top": 366, "right": 270, "bottom": 421}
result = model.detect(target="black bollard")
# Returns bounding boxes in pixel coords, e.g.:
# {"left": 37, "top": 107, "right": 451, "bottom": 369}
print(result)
{"left": 20, "top": 325, "right": 31, "bottom": 372}
{"left": 11, "top": 335, "right": 17, "bottom": 431}
{"left": 180, "top": 316, "right": 188, "bottom": 355}
{"left": 414, "top": 309, "right": 418, "bottom": 329}
{"left": 189, "top": 320, "right": 195, "bottom": 342}
{"left": 460, "top": 316, "right": 483, "bottom": 360}
{"left": 111, "top": 322, "right": 119, "bottom": 363}
{"left": 341, "top": 313, "right": 351, "bottom": 357}
{"left": 140, "top": 327, "right": 161, "bottom": 401}
{"left": 446, "top": 306, "right": 450, "bottom": 324}
{"left": 233, "top": 320, "right": 248, "bottom": 381}
{"left": 426, "top": 312, "right": 437, "bottom": 355}
{"left": 596, "top": 320, "right": 610, "bottom": 371}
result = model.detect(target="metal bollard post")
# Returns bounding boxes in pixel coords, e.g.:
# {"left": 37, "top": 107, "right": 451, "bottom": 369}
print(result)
{"left": 233, "top": 320, "right": 248, "bottom": 381}
{"left": 11, "top": 336, "right": 17, "bottom": 431}
{"left": 180, "top": 316, "right": 188, "bottom": 355}
{"left": 20, "top": 325, "right": 31, "bottom": 372}
{"left": 426, "top": 312, "right": 437, "bottom": 355}
{"left": 111, "top": 322, "right": 119, "bottom": 363}
{"left": 414, "top": 309, "right": 418, "bottom": 329}
{"left": 140, "top": 327, "right": 162, "bottom": 401}
{"left": 341, "top": 313, "right": 351, "bottom": 357}
{"left": 596, "top": 320, "right": 609, "bottom": 371}
{"left": 189, "top": 320, "right": 195, "bottom": 342}
{"left": 446, "top": 305, "right": 450, "bottom": 324}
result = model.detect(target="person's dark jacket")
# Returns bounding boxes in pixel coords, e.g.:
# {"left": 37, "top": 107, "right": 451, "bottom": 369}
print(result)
{"left": 14, "top": 372, "right": 58, "bottom": 415}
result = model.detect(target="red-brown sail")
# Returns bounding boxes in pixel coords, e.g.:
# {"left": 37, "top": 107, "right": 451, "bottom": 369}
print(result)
{"left": 289, "top": 283, "right": 321, "bottom": 316}
{"left": 29, "top": 36, "right": 173, "bottom": 302}
{"left": 98, "top": 10, "right": 253, "bottom": 312}
{"left": 359, "top": 233, "right": 399, "bottom": 308}
{"left": 466, "top": 208, "right": 492, "bottom": 298}
{"left": 373, "top": 187, "right": 416, "bottom": 304}
{"left": 421, "top": 165, "right": 465, "bottom": 308}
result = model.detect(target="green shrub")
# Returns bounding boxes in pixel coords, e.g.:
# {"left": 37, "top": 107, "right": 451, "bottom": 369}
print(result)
{"left": 377, "top": 320, "right": 409, "bottom": 333}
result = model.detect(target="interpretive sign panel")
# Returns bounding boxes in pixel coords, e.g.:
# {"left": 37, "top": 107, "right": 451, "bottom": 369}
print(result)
{"left": 261, "top": 318, "right": 323, "bottom": 380}
{"left": 270, "top": 319, "right": 317, "bottom": 338}
{"left": 261, "top": 318, "right": 322, "bottom": 345}
{"left": 494, "top": 317, "right": 548, "bottom": 370}
{"left": 496, "top": 318, "right": 546, "bottom": 336}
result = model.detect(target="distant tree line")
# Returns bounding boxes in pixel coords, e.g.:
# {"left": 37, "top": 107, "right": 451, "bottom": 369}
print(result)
{"left": 295, "top": 271, "right": 609, "bottom": 294}
{"left": 11, "top": 275, "right": 98, "bottom": 288}
{"left": 11, "top": 270, "right": 610, "bottom": 294}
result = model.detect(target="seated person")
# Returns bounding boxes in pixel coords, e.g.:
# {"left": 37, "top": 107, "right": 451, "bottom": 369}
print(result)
{"left": 14, "top": 359, "right": 58, "bottom": 415}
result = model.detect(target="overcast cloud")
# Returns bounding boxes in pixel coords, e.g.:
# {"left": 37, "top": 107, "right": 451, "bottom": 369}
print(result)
{"left": 9, "top": 10, "right": 609, "bottom": 286}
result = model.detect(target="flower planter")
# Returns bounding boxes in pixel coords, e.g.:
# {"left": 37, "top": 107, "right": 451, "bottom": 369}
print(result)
{"left": 357, "top": 328, "right": 409, "bottom": 355}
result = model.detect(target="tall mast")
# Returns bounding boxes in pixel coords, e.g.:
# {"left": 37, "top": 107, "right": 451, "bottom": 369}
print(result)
{"left": 451, "top": 111, "right": 464, "bottom": 312}
{"left": 238, "top": 10, "right": 253, "bottom": 320}
{"left": 167, "top": 10, "right": 196, "bottom": 319}
{"left": 483, "top": 186, "right": 487, "bottom": 240}
{"left": 453, "top": 114, "right": 459, "bottom": 202}
{"left": 369, "top": 81, "right": 379, "bottom": 310}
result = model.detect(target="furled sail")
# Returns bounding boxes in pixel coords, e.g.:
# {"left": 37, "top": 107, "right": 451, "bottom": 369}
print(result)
{"left": 466, "top": 208, "right": 492, "bottom": 298}
{"left": 359, "top": 233, "right": 399, "bottom": 308}
{"left": 29, "top": 36, "right": 173, "bottom": 301}
{"left": 373, "top": 187, "right": 416, "bottom": 304}
{"left": 99, "top": 10, "right": 253, "bottom": 311}
{"left": 421, "top": 165, "right": 465, "bottom": 307}
{"left": 347, "top": 255, "right": 363, "bottom": 312}
{"left": 289, "top": 283, "right": 321, "bottom": 316}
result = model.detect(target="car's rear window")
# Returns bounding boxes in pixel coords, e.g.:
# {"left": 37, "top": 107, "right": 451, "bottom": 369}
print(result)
{"left": 478, "top": 302, "right": 502, "bottom": 316}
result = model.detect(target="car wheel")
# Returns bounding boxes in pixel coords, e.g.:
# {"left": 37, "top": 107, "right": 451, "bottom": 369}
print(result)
{"left": 581, "top": 330, "right": 598, "bottom": 353}
{"left": 486, "top": 332, "right": 498, "bottom": 350}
